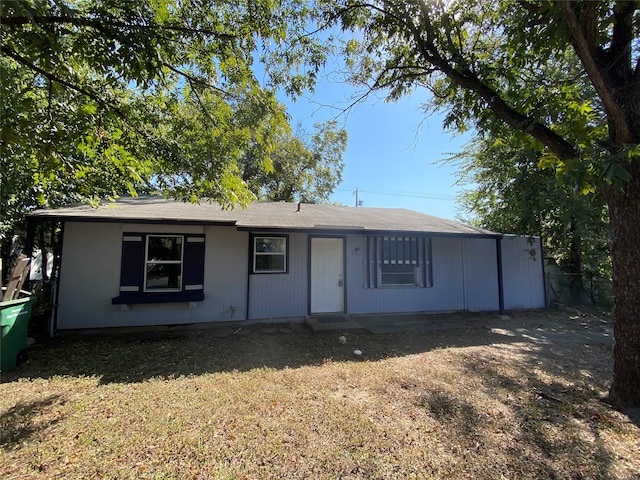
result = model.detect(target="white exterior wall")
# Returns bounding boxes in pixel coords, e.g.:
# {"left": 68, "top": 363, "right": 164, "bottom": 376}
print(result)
{"left": 56, "top": 222, "right": 248, "bottom": 329}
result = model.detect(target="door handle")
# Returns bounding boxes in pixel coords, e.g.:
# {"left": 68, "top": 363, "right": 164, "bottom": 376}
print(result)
{"left": 338, "top": 279, "right": 343, "bottom": 287}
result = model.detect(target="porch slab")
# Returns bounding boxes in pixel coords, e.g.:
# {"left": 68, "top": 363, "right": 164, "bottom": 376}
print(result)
{"left": 354, "top": 312, "right": 503, "bottom": 334}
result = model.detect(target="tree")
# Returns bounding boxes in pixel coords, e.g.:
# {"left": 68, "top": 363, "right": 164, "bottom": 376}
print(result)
{"left": 450, "top": 130, "right": 610, "bottom": 303}
{"left": 241, "top": 120, "right": 347, "bottom": 203}
{"left": 0, "top": 0, "right": 325, "bottom": 278}
{"left": 310, "top": 0, "right": 640, "bottom": 407}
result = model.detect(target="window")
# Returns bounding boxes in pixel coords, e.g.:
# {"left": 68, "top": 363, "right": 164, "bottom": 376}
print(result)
{"left": 381, "top": 263, "right": 416, "bottom": 286}
{"left": 365, "top": 236, "right": 432, "bottom": 288}
{"left": 381, "top": 237, "right": 418, "bottom": 286}
{"left": 145, "top": 235, "right": 183, "bottom": 291}
{"left": 112, "top": 233, "right": 205, "bottom": 304}
{"left": 252, "top": 235, "right": 287, "bottom": 273}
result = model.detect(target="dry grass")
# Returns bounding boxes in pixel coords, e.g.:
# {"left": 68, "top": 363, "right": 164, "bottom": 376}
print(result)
{"left": 2, "top": 311, "right": 639, "bottom": 479}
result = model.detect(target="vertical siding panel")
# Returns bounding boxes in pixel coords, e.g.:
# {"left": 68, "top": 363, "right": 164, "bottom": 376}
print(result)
{"left": 203, "top": 227, "right": 248, "bottom": 321}
{"left": 57, "top": 222, "right": 122, "bottom": 329}
{"left": 463, "top": 238, "right": 500, "bottom": 311}
{"left": 502, "top": 236, "right": 545, "bottom": 309}
{"left": 347, "top": 236, "right": 466, "bottom": 314}
{"left": 346, "top": 235, "right": 365, "bottom": 311}
{"left": 430, "top": 237, "right": 465, "bottom": 311}
{"left": 248, "top": 232, "right": 308, "bottom": 319}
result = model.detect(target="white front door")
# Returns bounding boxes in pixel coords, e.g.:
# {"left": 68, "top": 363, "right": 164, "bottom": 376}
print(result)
{"left": 310, "top": 237, "right": 344, "bottom": 314}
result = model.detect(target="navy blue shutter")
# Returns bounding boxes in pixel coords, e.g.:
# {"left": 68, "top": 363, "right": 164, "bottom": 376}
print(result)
{"left": 183, "top": 235, "right": 205, "bottom": 292}
{"left": 425, "top": 237, "right": 433, "bottom": 288}
{"left": 119, "top": 234, "right": 145, "bottom": 293}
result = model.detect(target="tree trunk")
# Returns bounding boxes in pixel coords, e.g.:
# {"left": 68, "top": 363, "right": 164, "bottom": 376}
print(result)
{"left": 606, "top": 172, "right": 640, "bottom": 408}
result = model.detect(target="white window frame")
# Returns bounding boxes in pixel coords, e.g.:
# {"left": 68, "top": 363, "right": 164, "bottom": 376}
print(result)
{"left": 144, "top": 234, "right": 184, "bottom": 292}
{"left": 253, "top": 236, "right": 287, "bottom": 273}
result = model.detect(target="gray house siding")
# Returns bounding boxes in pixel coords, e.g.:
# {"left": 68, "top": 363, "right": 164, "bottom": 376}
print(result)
{"left": 53, "top": 218, "right": 544, "bottom": 331}
{"left": 203, "top": 226, "right": 248, "bottom": 321}
{"left": 57, "top": 222, "right": 123, "bottom": 329}
{"left": 345, "top": 236, "right": 501, "bottom": 315}
{"left": 462, "top": 238, "right": 500, "bottom": 311}
{"left": 501, "top": 236, "right": 545, "bottom": 309}
{"left": 57, "top": 222, "right": 248, "bottom": 329}
{"left": 248, "top": 232, "right": 308, "bottom": 320}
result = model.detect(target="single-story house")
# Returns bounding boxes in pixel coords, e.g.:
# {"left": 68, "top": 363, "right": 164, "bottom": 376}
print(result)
{"left": 27, "top": 196, "right": 545, "bottom": 331}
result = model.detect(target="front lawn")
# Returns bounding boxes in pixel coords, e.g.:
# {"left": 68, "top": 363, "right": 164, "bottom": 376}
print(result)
{"left": 2, "top": 311, "right": 639, "bottom": 479}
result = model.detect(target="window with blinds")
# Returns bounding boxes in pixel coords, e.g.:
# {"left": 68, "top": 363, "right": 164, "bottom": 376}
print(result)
{"left": 365, "top": 236, "right": 432, "bottom": 288}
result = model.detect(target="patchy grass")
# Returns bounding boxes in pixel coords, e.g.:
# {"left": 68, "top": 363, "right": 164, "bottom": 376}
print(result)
{"left": 1, "top": 311, "right": 639, "bottom": 479}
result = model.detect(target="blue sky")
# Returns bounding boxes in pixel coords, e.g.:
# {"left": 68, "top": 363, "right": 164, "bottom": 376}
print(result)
{"left": 281, "top": 78, "right": 473, "bottom": 220}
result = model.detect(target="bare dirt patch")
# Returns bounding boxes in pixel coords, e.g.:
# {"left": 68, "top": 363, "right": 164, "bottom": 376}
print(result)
{"left": 1, "top": 310, "right": 638, "bottom": 479}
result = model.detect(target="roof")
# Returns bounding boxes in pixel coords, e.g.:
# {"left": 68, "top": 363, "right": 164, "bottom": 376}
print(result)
{"left": 28, "top": 196, "right": 499, "bottom": 238}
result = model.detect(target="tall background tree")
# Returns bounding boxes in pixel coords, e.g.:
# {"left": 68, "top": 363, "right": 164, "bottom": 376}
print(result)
{"left": 306, "top": 0, "right": 640, "bottom": 408}
{"left": 241, "top": 120, "right": 347, "bottom": 203}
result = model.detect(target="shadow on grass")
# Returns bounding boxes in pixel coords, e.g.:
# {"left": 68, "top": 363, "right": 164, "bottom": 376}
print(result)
{"left": 1, "top": 323, "right": 528, "bottom": 385}
{"left": 440, "top": 342, "right": 620, "bottom": 478}
{"left": 1, "top": 395, "right": 63, "bottom": 449}
{"left": 1, "top": 314, "right": 633, "bottom": 479}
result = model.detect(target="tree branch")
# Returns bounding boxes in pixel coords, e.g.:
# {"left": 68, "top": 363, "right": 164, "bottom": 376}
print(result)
{"left": 1, "top": 45, "right": 167, "bottom": 160}
{"left": 162, "top": 63, "right": 236, "bottom": 100}
{"left": 560, "top": 1, "right": 633, "bottom": 144}
{"left": 583, "top": 1, "right": 598, "bottom": 48}
{"left": 162, "top": 65, "right": 220, "bottom": 127}
{"left": 1, "top": 45, "right": 103, "bottom": 107}
{"left": 410, "top": 0, "right": 579, "bottom": 161}
{"left": 0, "top": 14, "right": 237, "bottom": 41}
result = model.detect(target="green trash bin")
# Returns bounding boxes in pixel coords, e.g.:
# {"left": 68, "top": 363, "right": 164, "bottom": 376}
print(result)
{"left": 1, "top": 296, "right": 34, "bottom": 371}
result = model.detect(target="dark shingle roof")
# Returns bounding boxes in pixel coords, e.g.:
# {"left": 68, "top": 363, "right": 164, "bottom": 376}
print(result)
{"left": 29, "top": 196, "right": 499, "bottom": 237}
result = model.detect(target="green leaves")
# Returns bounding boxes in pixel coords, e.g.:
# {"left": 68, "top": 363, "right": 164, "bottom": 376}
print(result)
{"left": 240, "top": 120, "right": 347, "bottom": 203}
{"left": 447, "top": 129, "right": 610, "bottom": 279}
{"left": 315, "top": 0, "right": 639, "bottom": 195}
{"left": 1, "top": 0, "right": 330, "bottom": 243}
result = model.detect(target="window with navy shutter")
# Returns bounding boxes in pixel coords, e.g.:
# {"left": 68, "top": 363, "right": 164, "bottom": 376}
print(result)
{"left": 183, "top": 236, "right": 205, "bottom": 291}
{"left": 364, "top": 236, "right": 433, "bottom": 288}
{"left": 112, "top": 233, "right": 205, "bottom": 304}
{"left": 119, "top": 235, "right": 145, "bottom": 292}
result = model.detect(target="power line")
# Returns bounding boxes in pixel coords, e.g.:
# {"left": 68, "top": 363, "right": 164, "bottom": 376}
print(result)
{"left": 337, "top": 186, "right": 457, "bottom": 201}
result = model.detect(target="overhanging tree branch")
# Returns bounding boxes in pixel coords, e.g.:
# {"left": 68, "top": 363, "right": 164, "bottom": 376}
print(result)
{"left": 410, "top": 0, "right": 579, "bottom": 161}
{"left": 162, "top": 63, "right": 236, "bottom": 100}
{"left": 1, "top": 44, "right": 172, "bottom": 161}
{"left": 0, "top": 14, "right": 237, "bottom": 41}
{"left": 560, "top": 1, "right": 633, "bottom": 144}
{"left": 1, "top": 45, "right": 108, "bottom": 108}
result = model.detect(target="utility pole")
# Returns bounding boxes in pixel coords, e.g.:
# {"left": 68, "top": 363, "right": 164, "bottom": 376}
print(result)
{"left": 353, "top": 187, "right": 363, "bottom": 207}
